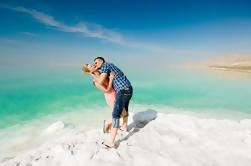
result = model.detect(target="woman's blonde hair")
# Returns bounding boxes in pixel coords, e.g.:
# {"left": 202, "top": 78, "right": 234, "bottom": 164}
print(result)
{"left": 82, "top": 64, "right": 90, "bottom": 74}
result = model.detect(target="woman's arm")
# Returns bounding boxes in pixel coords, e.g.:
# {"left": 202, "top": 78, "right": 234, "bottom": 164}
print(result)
{"left": 94, "top": 71, "right": 115, "bottom": 92}
{"left": 90, "top": 72, "right": 108, "bottom": 85}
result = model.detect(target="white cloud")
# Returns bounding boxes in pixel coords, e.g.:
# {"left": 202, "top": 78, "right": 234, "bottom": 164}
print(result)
{"left": 0, "top": 4, "right": 186, "bottom": 55}
{"left": 1, "top": 4, "right": 125, "bottom": 44}
{"left": 1, "top": 5, "right": 61, "bottom": 27}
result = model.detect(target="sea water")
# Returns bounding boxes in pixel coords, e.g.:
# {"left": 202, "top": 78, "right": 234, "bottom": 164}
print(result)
{"left": 2, "top": 66, "right": 251, "bottom": 128}
{"left": 0, "top": 66, "right": 251, "bottom": 156}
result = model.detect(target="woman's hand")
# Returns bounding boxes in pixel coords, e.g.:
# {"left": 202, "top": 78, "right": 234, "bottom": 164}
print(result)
{"left": 109, "top": 71, "right": 116, "bottom": 80}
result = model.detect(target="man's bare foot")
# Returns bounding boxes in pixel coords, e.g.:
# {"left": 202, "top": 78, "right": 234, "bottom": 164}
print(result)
{"left": 101, "top": 140, "right": 115, "bottom": 148}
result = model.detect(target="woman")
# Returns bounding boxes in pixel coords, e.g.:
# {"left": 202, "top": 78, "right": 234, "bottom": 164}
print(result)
{"left": 82, "top": 64, "right": 126, "bottom": 133}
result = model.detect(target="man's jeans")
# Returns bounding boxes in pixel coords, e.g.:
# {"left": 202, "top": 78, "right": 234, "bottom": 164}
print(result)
{"left": 112, "top": 86, "right": 133, "bottom": 128}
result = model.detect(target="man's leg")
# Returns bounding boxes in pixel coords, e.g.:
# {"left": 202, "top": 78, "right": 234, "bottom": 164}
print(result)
{"left": 110, "top": 118, "right": 120, "bottom": 145}
{"left": 105, "top": 108, "right": 127, "bottom": 134}
{"left": 105, "top": 108, "right": 128, "bottom": 132}
{"left": 103, "top": 87, "right": 132, "bottom": 147}
{"left": 105, "top": 109, "right": 126, "bottom": 132}
{"left": 105, "top": 104, "right": 127, "bottom": 133}
{"left": 103, "top": 90, "right": 124, "bottom": 147}
{"left": 109, "top": 127, "right": 118, "bottom": 145}
{"left": 105, "top": 106, "right": 126, "bottom": 133}
{"left": 120, "top": 88, "right": 132, "bottom": 131}
{"left": 103, "top": 118, "right": 119, "bottom": 147}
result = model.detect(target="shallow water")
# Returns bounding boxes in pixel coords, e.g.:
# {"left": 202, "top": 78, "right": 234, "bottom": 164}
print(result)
{"left": 1, "top": 66, "right": 251, "bottom": 129}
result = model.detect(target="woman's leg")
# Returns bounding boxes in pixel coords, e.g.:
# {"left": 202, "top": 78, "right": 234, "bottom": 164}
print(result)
{"left": 104, "top": 118, "right": 112, "bottom": 132}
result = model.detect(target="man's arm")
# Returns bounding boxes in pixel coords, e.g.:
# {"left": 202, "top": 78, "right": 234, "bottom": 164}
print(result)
{"left": 90, "top": 73, "right": 108, "bottom": 85}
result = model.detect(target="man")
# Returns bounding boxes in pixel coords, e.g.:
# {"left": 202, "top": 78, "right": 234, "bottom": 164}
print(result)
{"left": 91, "top": 57, "right": 133, "bottom": 148}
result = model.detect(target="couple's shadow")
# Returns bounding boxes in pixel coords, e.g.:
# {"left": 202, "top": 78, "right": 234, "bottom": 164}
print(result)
{"left": 118, "top": 109, "right": 157, "bottom": 144}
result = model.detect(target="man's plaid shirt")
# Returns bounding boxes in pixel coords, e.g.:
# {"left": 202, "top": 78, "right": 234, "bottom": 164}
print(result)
{"left": 99, "top": 62, "right": 131, "bottom": 93}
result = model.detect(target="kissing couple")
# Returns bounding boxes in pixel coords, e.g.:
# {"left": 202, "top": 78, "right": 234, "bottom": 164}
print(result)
{"left": 82, "top": 57, "right": 133, "bottom": 148}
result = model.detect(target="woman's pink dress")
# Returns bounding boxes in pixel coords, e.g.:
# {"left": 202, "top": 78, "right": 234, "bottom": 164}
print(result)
{"left": 93, "top": 79, "right": 116, "bottom": 109}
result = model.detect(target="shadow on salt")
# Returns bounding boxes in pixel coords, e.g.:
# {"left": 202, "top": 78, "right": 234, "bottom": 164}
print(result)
{"left": 120, "top": 109, "right": 157, "bottom": 143}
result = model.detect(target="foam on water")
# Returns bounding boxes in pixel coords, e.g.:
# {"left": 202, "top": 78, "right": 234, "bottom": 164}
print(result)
{"left": 1, "top": 105, "right": 251, "bottom": 166}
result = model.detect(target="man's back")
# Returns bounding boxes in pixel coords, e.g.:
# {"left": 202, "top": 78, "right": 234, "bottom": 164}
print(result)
{"left": 100, "top": 62, "right": 131, "bottom": 93}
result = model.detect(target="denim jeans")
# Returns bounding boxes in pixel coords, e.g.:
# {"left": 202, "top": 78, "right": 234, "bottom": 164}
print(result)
{"left": 112, "top": 86, "right": 133, "bottom": 128}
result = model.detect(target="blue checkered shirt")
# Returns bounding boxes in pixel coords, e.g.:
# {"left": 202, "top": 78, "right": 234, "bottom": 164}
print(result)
{"left": 99, "top": 62, "right": 131, "bottom": 93}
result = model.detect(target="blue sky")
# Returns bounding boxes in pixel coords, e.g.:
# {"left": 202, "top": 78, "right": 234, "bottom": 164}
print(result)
{"left": 0, "top": 0, "right": 251, "bottom": 68}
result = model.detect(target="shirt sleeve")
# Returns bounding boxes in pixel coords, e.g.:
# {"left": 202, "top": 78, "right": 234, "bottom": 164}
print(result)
{"left": 100, "top": 63, "right": 110, "bottom": 74}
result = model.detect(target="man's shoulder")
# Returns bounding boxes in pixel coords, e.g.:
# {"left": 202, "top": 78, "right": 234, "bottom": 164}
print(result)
{"left": 101, "top": 62, "right": 109, "bottom": 68}
{"left": 100, "top": 62, "right": 111, "bottom": 73}
{"left": 101, "top": 62, "right": 121, "bottom": 72}
{"left": 102, "top": 62, "right": 115, "bottom": 68}
{"left": 104, "top": 62, "right": 112, "bottom": 65}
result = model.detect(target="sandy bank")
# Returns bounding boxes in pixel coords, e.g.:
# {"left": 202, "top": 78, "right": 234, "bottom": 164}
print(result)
{"left": 182, "top": 54, "right": 251, "bottom": 73}
{"left": 209, "top": 65, "right": 251, "bottom": 72}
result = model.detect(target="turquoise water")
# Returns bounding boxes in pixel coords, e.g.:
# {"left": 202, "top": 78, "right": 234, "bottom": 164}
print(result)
{"left": 0, "top": 66, "right": 251, "bottom": 129}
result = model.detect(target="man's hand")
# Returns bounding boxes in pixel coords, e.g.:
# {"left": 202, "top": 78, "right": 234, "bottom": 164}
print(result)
{"left": 109, "top": 71, "right": 116, "bottom": 80}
